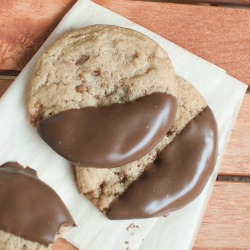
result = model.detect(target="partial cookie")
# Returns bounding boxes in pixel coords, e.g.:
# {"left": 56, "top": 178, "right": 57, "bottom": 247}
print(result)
{"left": 29, "top": 24, "right": 178, "bottom": 168}
{"left": 74, "top": 76, "right": 218, "bottom": 219}
{"left": 0, "top": 162, "right": 76, "bottom": 250}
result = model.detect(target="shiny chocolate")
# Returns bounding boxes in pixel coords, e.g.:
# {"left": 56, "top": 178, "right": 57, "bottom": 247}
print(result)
{"left": 0, "top": 162, "right": 75, "bottom": 246}
{"left": 38, "top": 93, "right": 177, "bottom": 168}
{"left": 107, "top": 106, "right": 218, "bottom": 219}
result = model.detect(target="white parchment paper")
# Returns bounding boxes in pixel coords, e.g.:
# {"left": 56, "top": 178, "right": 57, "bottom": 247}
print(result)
{"left": 0, "top": 0, "right": 247, "bottom": 249}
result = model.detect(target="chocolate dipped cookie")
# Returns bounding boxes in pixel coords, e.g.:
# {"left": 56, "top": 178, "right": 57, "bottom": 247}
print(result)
{"left": 28, "top": 24, "right": 178, "bottom": 168}
{"left": 75, "top": 76, "right": 218, "bottom": 219}
{"left": 0, "top": 162, "right": 75, "bottom": 250}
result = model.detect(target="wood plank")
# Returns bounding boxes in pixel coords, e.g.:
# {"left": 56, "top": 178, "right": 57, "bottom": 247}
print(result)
{"left": 52, "top": 238, "right": 76, "bottom": 250}
{"left": 0, "top": 79, "right": 13, "bottom": 98}
{"left": 194, "top": 181, "right": 250, "bottom": 249}
{"left": 0, "top": 0, "right": 76, "bottom": 71}
{"left": 94, "top": 0, "right": 250, "bottom": 87}
{"left": 219, "top": 94, "right": 250, "bottom": 176}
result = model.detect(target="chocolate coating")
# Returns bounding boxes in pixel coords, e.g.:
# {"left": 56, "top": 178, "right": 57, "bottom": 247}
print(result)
{"left": 38, "top": 93, "right": 177, "bottom": 168}
{"left": 107, "top": 106, "right": 218, "bottom": 219}
{"left": 0, "top": 162, "right": 75, "bottom": 246}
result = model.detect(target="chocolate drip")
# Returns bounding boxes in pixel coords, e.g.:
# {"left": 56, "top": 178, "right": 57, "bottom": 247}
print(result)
{"left": 0, "top": 162, "right": 75, "bottom": 246}
{"left": 107, "top": 106, "right": 218, "bottom": 219}
{"left": 38, "top": 93, "right": 177, "bottom": 168}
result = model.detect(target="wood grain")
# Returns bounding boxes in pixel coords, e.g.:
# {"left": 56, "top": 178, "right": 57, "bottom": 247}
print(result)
{"left": 194, "top": 181, "right": 250, "bottom": 249}
{"left": 0, "top": 0, "right": 76, "bottom": 71}
{"left": 94, "top": 0, "right": 250, "bottom": 87}
{"left": 219, "top": 94, "right": 250, "bottom": 176}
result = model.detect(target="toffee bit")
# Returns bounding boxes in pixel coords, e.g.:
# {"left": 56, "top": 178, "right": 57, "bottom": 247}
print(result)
{"left": 148, "top": 53, "right": 155, "bottom": 59}
{"left": 133, "top": 51, "right": 139, "bottom": 59}
{"left": 76, "top": 55, "right": 89, "bottom": 65}
{"left": 92, "top": 70, "right": 100, "bottom": 76}
{"left": 126, "top": 223, "right": 140, "bottom": 236}
{"left": 117, "top": 171, "right": 127, "bottom": 183}
{"left": 76, "top": 84, "right": 88, "bottom": 93}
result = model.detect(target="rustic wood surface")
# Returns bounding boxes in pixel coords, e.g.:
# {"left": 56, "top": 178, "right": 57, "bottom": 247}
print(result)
{"left": 194, "top": 181, "right": 250, "bottom": 249}
{"left": 219, "top": 94, "right": 250, "bottom": 176}
{"left": 1, "top": 0, "right": 250, "bottom": 249}
{"left": 0, "top": 0, "right": 76, "bottom": 71}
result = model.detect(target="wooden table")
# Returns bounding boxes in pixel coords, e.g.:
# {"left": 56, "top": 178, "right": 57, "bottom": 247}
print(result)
{"left": 1, "top": 0, "right": 250, "bottom": 249}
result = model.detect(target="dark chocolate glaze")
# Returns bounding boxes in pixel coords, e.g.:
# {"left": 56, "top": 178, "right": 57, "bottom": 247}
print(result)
{"left": 107, "top": 106, "right": 218, "bottom": 219}
{"left": 38, "top": 93, "right": 177, "bottom": 168}
{"left": 0, "top": 162, "right": 75, "bottom": 246}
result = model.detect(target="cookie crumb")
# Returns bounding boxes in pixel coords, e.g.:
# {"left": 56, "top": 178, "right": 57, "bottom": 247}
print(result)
{"left": 30, "top": 103, "right": 44, "bottom": 126}
{"left": 126, "top": 223, "right": 140, "bottom": 236}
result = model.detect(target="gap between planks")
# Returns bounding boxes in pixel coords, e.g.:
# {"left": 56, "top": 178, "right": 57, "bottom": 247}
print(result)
{"left": 217, "top": 175, "right": 250, "bottom": 181}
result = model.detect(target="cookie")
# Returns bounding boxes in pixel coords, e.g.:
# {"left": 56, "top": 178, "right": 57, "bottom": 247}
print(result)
{"left": 29, "top": 25, "right": 178, "bottom": 168}
{"left": 74, "top": 76, "right": 218, "bottom": 219}
{"left": 28, "top": 24, "right": 177, "bottom": 125}
{"left": 0, "top": 162, "right": 76, "bottom": 249}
